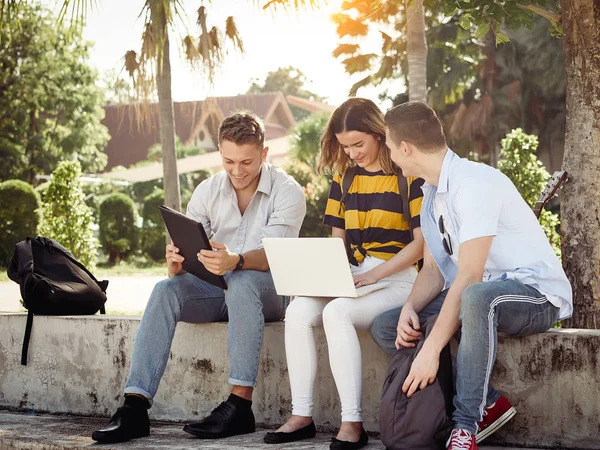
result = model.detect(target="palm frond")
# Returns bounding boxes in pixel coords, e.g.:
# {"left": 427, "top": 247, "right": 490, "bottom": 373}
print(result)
{"left": 124, "top": 50, "right": 140, "bottom": 79}
{"left": 225, "top": 16, "right": 244, "bottom": 53}
{"left": 262, "top": 0, "right": 321, "bottom": 12}
{"left": 141, "top": 22, "right": 156, "bottom": 61}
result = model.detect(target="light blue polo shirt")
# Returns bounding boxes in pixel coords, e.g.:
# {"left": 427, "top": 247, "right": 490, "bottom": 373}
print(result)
{"left": 420, "top": 150, "right": 573, "bottom": 320}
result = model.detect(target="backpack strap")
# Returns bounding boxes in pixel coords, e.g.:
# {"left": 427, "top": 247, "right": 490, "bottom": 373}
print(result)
{"left": 21, "top": 310, "right": 34, "bottom": 366}
{"left": 8, "top": 238, "right": 36, "bottom": 366}
{"left": 339, "top": 166, "right": 358, "bottom": 263}
{"left": 396, "top": 168, "right": 412, "bottom": 237}
{"left": 340, "top": 165, "right": 358, "bottom": 211}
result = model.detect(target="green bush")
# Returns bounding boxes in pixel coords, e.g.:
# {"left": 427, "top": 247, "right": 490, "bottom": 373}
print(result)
{"left": 289, "top": 112, "right": 331, "bottom": 171}
{"left": 498, "top": 128, "right": 561, "bottom": 257}
{"left": 141, "top": 188, "right": 167, "bottom": 261}
{"left": 0, "top": 180, "right": 41, "bottom": 265}
{"left": 38, "top": 161, "right": 99, "bottom": 268}
{"left": 99, "top": 193, "right": 139, "bottom": 264}
{"left": 284, "top": 161, "right": 330, "bottom": 238}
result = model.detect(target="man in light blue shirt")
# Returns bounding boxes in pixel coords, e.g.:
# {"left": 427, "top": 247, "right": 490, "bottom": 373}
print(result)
{"left": 371, "top": 102, "right": 572, "bottom": 450}
{"left": 92, "top": 112, "right": 306, "bottom": 444}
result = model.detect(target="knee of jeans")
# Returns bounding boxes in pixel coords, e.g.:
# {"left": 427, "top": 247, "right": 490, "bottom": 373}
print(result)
{"left": 147, "top": 278, "right": 181, "bottom": 312}
{"left": 370, "top": 314, "right": 386, "bottom": 344}
{"left": 370, "top": 310, "right": 395, "bottom": 343}
{"left": 460, "top": 283, "right": 492, "bottom": 323}
{"left": 226, "top": 271, "right": 261, "bottom": 296}
{"left": 322, "top": 298, "right": 352, "bottom": 328}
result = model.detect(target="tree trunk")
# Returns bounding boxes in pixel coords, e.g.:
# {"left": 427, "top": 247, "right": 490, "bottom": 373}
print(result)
{"left": 481, "top": 29, "right": 496, "bottom": 166}
{"left": 151, "top": 2, "right": 181, "bottom": 216}
{"left": 406, "top": 0, "right": 427, "bottom": 103}
{"left": 560, "top": 0, "right": 600, "bottom": 329}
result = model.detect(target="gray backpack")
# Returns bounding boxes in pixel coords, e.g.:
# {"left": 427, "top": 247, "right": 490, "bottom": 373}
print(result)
{"left": 379, "top": 315, "right": 454, "bottom": 450}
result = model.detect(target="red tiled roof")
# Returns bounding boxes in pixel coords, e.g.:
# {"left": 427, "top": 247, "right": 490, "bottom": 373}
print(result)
{"left": 101, "top": 93, "right": 294, "bottom": 171}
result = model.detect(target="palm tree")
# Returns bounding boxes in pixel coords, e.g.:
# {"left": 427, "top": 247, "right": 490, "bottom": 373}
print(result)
{"left": 1, "top": 0, "right": 316, "bottom": 213}
{"left": 405, "top": 0, "right": 427, "bottom": 103}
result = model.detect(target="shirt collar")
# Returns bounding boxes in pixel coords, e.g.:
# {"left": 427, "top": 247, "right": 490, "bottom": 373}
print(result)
{"left": 436, "top": 149, "right": 455, "bottom": 194}
{"left": 222, "top": 163, "right": 271, "bottom": 197}
{"left": 256, "top": 163, "right": 272, "bottom": 196}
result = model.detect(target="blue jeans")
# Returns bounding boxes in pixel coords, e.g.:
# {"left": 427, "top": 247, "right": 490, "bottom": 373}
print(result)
{"left": 124, "top": 271, "right": 287, "bottom": 402}
{"left": 371, "top": 279, "right": 559, "bottom": 434}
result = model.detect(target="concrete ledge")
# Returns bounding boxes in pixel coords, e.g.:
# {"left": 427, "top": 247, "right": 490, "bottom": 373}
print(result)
{"left": 0, "top": 313, "right": 599, "bottom": 449}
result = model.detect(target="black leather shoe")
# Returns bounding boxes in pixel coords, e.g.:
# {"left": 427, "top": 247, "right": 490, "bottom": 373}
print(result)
{"left": 330, "top": 428, "right": 369, "bottom": 450}
{"left": 264, "top": 422, "right": 317, "bottom": 444}
{"left": 91, "top": 405, "right": 150, "bottom": 443}
{"left": 183, "top": 400, "right": 255, "bottom": 439}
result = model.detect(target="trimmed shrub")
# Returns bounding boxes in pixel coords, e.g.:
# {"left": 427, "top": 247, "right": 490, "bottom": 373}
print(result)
{"left": 141, "top": 188, "right": 167, "bottom": 261}
{"left": 99, "top": 193, "right": 139, "bottom": 264}
{"left": 498, "top": 128, "right": 561, "bottom": 257}
{"left": 284, "top": 161, "right": 330, "bottom": 238}
{"left": 38, "top": 161, "right": 98, "bottom": 268}
{"left": 0, "top": 180, "right": 41, "bottom": 266}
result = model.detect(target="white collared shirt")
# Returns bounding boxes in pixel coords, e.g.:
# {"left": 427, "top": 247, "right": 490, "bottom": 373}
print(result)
{"left": 185, "top": 163, "right": 306, "bottom": 254}
{"left": 421, "top": 150, "right": 573, "bottom": 320}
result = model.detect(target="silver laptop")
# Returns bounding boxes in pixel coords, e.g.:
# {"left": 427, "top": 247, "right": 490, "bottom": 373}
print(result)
{"left": 263, "top": 237, "right": 389, "bottom": 298}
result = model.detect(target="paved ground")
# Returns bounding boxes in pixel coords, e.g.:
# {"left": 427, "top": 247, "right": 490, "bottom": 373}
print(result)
{"left": 0, "top": 412, "right": 546, "bottom": 450}
{"left": 0, "top": 276, "right": 166, "bottom": 315}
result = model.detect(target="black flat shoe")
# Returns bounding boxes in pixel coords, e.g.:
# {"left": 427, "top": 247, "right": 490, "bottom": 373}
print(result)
{"left": 264, "top": 422, "right": 317, "bottom": 444}
{"left": 330, "top": 428, "right": 369, "bottom": 450}
{"left": 91, "top": 405, "right": 150, "bottom": 443}
{"left": 183, "top": 400, "right": 255, "bottom": 439}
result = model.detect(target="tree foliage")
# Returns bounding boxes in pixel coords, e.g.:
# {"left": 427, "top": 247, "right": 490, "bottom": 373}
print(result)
{"left": 498, "top": 128, "right": 560, "bottom": 256}
{"left": 333, "top": 1, "right": 482, "bottom": 104}
{"left": 0, "top": 179, "right": 41, "bottom": 265}
{"left": 284, "top": 113, "right": 331, "bottom": 237}
{"left": 288, "top": 112, "right": 331, "bottom": 171}
{"left": 38, "top": 161, "right": 99, "bottom": 268}
{"left": 140, "top": 188, "right": 167, "bottom": 261}
{"left": 99, "top": 193, "right": 139, "bottom": 264}
{"left": 248, "top": 66, "right": 323, "bottom": 121}
{"left": 0, "top": 3, "right": 109, "bottom": 183}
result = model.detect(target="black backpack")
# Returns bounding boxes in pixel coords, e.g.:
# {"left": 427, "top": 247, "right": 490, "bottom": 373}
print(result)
{"left": 379, "top": 315, "right": 454, "bottom": 450}
{"left": 7, "top": 236, "right": 108, "bottom": 366}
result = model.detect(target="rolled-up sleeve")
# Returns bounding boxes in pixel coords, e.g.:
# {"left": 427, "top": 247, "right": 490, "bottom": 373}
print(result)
{"left": 185, "top": 182, "right": 212, "bottom": 237}
{"left": 454, "top": 176, "right": 502, "bottom": 244}
{"left": 257, "top": 181, "right": 307, "bottom": 248}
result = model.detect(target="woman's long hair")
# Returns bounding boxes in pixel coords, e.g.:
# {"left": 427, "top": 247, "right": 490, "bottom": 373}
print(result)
{"left": 318, "top": 97, "right": 394, "bottom": 176}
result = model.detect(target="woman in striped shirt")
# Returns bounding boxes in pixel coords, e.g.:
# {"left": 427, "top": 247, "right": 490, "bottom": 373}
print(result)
{"left": 265, "top": 98, "right": 425, "bottom": 449}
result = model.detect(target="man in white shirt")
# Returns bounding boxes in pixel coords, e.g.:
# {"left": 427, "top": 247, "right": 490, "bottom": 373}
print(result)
{"left": 371, "top": 102, "right": 572, "bottom": 450}
{"left": 92, "top": 112, "right": 306, "bottom": 443}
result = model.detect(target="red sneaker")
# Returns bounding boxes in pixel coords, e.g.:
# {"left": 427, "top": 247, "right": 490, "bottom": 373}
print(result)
{"left": 476, "top": 395, "right": 517, "bottom": 443}
{"left": 447, "top": 429, "right": 477, "bottom": 450}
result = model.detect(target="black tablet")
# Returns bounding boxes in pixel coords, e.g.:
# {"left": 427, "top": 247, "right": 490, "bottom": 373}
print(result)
{"left": 158, "top": 205, "right": 228, "bottom": 290}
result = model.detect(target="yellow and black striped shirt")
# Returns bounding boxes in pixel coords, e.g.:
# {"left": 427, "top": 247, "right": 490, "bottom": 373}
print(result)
{"left": 323, "top": 168, "right": 424, "bottom": 264}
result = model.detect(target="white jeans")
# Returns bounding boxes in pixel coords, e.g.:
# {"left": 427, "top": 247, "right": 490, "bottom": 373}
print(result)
{"left": 284, "top": 256, "right": 417, "bottom": 422}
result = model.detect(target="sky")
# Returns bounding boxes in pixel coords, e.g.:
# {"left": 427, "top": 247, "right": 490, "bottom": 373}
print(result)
{"left": 49, "top": 0, "right": 390, "bottom": 108}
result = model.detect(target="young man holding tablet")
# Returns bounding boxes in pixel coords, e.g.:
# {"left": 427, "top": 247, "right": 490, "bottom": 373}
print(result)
{"left": 92, "top": 111, "right": 306, "bottom": 443}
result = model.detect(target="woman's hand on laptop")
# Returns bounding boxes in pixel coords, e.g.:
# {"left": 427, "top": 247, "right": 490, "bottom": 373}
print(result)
{"left": 198, "top": 241, "right": 238, "bottom": 275}
{"left": 166, "top": 242, "right": 185, "bottom": 277}
{"left": 353, "top": 270, "right": 378, "bottom": 288}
